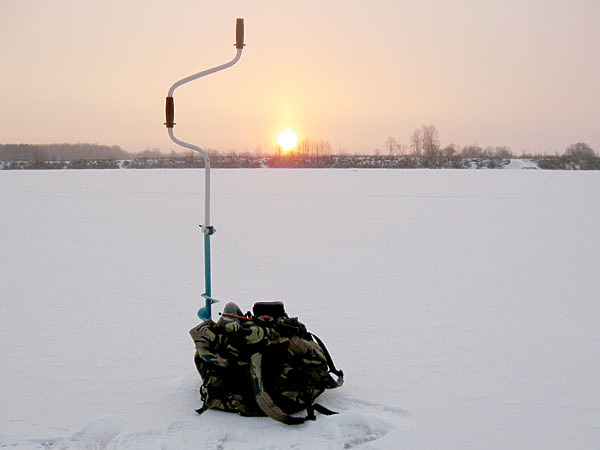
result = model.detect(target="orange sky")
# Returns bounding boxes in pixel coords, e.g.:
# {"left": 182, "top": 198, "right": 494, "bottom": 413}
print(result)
{"left": 2, "top": 0, "right": 599, "bottom": 154}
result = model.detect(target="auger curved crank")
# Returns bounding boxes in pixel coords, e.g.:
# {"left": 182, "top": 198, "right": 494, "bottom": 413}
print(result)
{"left": 165, "top": 19, "right": 245, "bottom": 320}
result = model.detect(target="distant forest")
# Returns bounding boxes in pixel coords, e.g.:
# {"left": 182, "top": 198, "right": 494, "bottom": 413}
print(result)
{"left": 0, "top": 143, "right": 130, "bottom": 162}
{"left": 1, "top": 136, "right": 599, "bottom": 170}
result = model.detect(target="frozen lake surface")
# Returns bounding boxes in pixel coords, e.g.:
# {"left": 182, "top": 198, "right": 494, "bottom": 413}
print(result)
{"left": 1, "top": 169, "right": 599, "bottom": 449}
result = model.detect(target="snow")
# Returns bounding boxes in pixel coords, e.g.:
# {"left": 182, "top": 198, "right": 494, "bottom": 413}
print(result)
{"left": 505, "top": 159, "right": 539, "bottom": 170}
{"left": 1, "top": 168, "right": 599, "bottom": 449}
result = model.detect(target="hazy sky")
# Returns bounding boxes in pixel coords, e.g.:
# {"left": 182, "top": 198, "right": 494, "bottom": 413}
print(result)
{"left": 2, "top": 0, "right": 599, "bottom": 154}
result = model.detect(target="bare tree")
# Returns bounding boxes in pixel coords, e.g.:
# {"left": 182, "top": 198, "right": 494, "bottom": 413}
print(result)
{"left": 385, "top": 137, "right": 397, "bottom": 157}
{"left": 461, "top": 145, "right": 484, "bottom": 158}
{"left": 565, "top": 142, "right": 595, "bottom": 159}
{"left": 289, "top": 139, "right": 332, "bottom": 167}
{"left": 410, "top": 125, "right": 439, "bottom": 158}
{"left": 421, "top": 125, "right": 440, "bottom": 158}
{"left": 410, "top": 128, "right": 423, "bottom": 156}
{"left": 441, "top": 144, "right": 457, "bottom": 158}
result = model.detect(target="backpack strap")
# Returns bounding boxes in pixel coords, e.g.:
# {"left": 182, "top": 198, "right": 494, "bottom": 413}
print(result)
{"left": 311, "top": 403, "right": 338, "bottom": 416}
{"left": 310, "top": 333, "right": 344, "bottom": 386}
{"left": 249, "top": 352, "right": 317, "bottom": 425}
{"left": 195, "top": 404, "right": 208, "bottom": 415}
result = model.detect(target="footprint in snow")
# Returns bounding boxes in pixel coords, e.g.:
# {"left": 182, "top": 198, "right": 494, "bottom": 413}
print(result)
{"left": 330, "top": 397, "right": 410, "bottom": 417}
{"left": 2, "top": 418, "right": 123, "bottom": 450}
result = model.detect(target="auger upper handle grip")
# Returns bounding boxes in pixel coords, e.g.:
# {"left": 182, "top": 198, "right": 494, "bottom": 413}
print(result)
{"left": 235, "top": 18, "right": 245, "bottom": 49}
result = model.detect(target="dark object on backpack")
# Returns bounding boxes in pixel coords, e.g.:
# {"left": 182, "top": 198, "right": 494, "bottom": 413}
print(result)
{"left": 253, "top": 301, "right": 287, "bottom": 319}
{"left": 189, "top": 301, "right": 344, "bottom": 424}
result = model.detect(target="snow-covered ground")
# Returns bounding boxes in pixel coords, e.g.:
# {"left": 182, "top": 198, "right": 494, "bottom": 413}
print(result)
{"left": 1, "top": 169, "right": 599, "bottom": 449}
{"left": 505, "top": 159, "right": 539, "bottom": 170}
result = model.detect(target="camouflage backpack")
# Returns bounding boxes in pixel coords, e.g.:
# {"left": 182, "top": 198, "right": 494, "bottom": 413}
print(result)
{"left": 189, "top": 301, "right": 344, "bottom": 424}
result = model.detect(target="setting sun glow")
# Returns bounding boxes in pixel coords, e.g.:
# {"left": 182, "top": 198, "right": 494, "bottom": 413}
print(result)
{"left": 277, "top": 129, "right": 298, "bottom": 152}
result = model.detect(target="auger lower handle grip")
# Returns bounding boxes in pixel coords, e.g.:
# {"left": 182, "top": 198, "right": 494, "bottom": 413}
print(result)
{"left": 236, "top": 18, "right": 245, "bottom": 49}
{"left": 165, "top": 97, "right": 174, "bottom": 128}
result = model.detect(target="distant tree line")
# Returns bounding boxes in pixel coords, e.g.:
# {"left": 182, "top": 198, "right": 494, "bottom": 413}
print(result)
{"left": 1, "top": 137, "right": 598, "bottom": 170}
{"left": 378, "top": 126, "right": 598, "bottom": 170}
{"left": 266, "top": 124, "right": 598, "bottom": 169}
{"left": 0, "top": 143, "right": 130, "bottom": 162}
{"left": 268, "top": 139, "right": 333, "bottom": 168}
{"left": 125, "top": 150, "right": 261, "bottom": 169}
{"left": 267, "top": 125, "right": 522, "bottom": 169}
{"left": 535, "top": 143, "right": 599, "bottom": 170}
{"left": 0, "top": 144, "right": 261, "bottom": 169}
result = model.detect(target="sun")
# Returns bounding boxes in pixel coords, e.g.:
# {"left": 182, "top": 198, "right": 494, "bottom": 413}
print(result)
{"left": 277, "top": 129, "right": 298, "bottom": 152}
